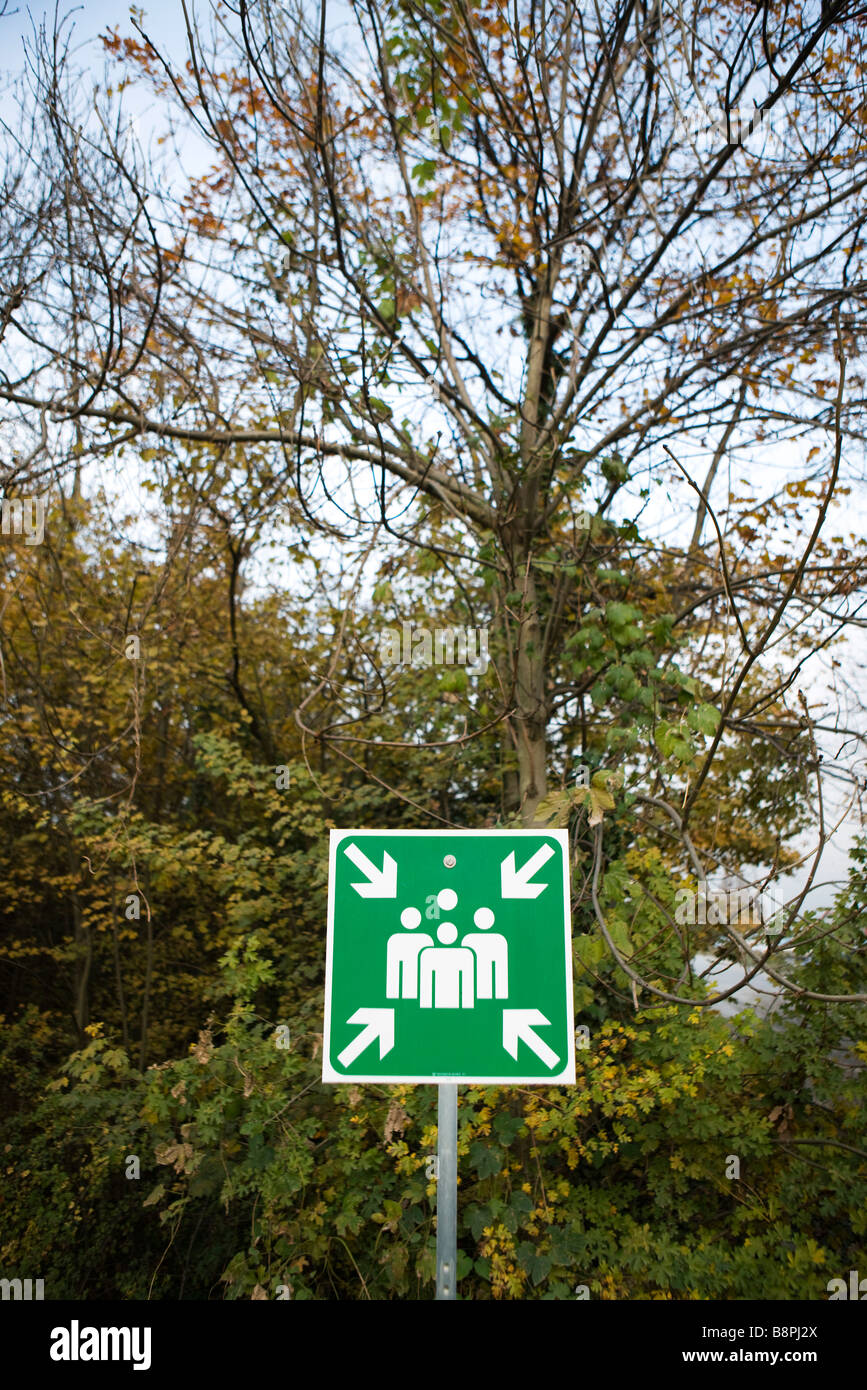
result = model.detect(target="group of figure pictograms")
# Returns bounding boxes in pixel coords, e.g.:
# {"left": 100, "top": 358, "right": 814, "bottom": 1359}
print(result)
{"left": 386, "top": 887, "right": 508, "bottom": 1008}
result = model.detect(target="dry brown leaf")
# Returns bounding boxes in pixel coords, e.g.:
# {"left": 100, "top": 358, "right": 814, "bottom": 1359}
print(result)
{"left": 384, "top": 1099, "right": 408, "bottom": 1143}
{"left": 192, "top": 1028, "right": 213, "bottom": 1064}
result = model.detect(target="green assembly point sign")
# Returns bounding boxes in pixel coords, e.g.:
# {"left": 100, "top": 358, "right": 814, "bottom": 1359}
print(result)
{"left": 322, "top": 829, "right": 575, "bottom": 1085}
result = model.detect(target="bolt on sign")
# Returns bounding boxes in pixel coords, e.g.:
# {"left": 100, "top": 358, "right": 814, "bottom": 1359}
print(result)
{"left": 322, "top": 830, "right": 575, "bottom": 1084}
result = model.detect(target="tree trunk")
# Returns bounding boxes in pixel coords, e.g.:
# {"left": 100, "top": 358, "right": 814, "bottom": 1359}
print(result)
{"left": 509, "top": 261, "right": 559, "bottom": 822}
{"left": 513, "top": 561, "right": 548, "bottom": 824}
{"left": 66, "top": 839, "right": 91, "bottom": 1043}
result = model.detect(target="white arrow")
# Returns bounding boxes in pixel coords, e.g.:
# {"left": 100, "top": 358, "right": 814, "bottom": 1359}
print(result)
{"left": 344, "top": 843, "right": 398, "bottom": 898}
{"left": 336, "top": 1008, "right": 395, "bottom": 1068}
{"left": 503, "top": 1009, "right": 559, "bottom": 1069}
{"left": 500, "top": 844, "right": 555, "bottom": 898}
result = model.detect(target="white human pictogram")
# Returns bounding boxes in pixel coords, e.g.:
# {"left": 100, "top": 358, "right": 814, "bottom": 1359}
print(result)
{"left": 463, "top": 906, "right": 508, "bottom": 998}
{"left": 387, "top": 889, "right": 510, "bottom": 1009}
{"left": 419, "top": 923, "right": 475, "bottom": 1009}
{"left": 386, "top": 906, "right": 434, "bottom": 999}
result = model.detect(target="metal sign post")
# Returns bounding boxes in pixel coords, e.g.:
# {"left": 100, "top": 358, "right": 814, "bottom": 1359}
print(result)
{"left": 435, "top": 1082, "right": 457, "bottom": 1301}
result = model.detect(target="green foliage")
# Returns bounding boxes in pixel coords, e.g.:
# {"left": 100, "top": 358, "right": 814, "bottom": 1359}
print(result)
{"left": 4, "top": 870, "right": 865, "bottom": 1299}
{"left": 0, "top": 495, "right": 863, "bottom": 1302}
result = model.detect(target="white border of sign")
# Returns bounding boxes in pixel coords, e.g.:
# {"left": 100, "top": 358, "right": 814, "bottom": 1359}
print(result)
{"left": 322, "top": 828, "right": 575, "bottom": 1085}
